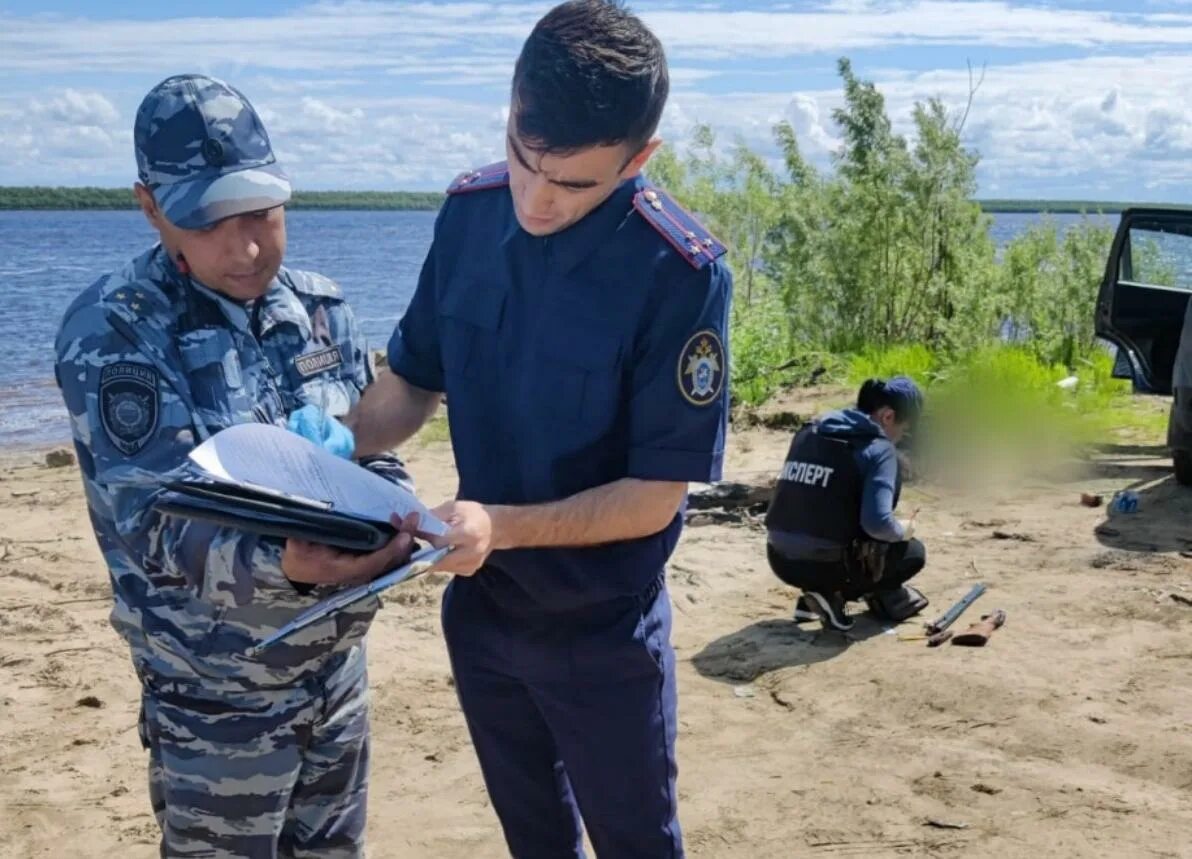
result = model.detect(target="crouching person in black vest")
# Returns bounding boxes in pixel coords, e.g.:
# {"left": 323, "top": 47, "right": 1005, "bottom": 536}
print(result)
{"left": 764, "top": 377, "right": 929, "bottom": 631}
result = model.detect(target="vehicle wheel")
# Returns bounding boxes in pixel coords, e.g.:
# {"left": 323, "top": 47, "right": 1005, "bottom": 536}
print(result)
{"left": 1174, "top": 450, "right": 1192, "bottom": 487}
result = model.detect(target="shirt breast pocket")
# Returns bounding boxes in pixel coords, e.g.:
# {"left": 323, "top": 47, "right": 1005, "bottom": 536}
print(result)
{"left": 440, "top": 279, "right": 506, "bottom": 382}
{"left": 537, "top": 323, "right": 622, "bottom": 428}
{"left": 178, "top": 329, "right": 254, "bottom": 429}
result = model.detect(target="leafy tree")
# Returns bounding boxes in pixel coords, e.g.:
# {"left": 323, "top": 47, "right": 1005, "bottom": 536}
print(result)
{"left": 651, "top": 57, "right": 1116, "bottom": 407}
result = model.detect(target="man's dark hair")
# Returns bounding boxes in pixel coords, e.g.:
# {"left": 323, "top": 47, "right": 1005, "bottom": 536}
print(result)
{"left": 511, "top": 0, "right": 668, "bottom": 156}
{"left": 857, "top": 378, "right": 924, "bottom": 425}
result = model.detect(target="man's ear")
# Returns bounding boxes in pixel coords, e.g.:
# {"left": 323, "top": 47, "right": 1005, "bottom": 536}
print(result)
{"left": 133, "top": 183, "right": 190, "bottom": 273}
{"left": 620, "top": 137, "right": 662, "bottom": 179}
{"left": 133, "top": 183, "right": 165, "bottom": 230}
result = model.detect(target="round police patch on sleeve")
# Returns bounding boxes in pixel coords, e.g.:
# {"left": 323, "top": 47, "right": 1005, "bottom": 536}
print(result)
{"left": 677, "top": 329, "right": 725, "bottom": 407}
{"left": 99, "top": 362, "right": 160, "bottom": 456}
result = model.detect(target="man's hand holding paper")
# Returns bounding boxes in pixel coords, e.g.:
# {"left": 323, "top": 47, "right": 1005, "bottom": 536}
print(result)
{"left": 152, "top": 423, "right": 456, "bottom": 648}
{"left": 425, "top": 500, "right": 492, "bottom": 576}
{"left": 180, "top": 422, "right": 448, "bottom": 541}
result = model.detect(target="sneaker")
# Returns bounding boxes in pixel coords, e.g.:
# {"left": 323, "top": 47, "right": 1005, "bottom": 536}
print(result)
{"left": 866, "top": 585, "right": 929, "bottom": 622}
{"left": 793, "top": 594, "right": 817, "bottom": 624}
{"left": 804, "top": 590, "right": 854, "bottom": 631}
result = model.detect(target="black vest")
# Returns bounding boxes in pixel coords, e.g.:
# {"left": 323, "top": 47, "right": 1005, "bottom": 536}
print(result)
{"left": 766, "top": 423, "right": 873, "bottom": 544}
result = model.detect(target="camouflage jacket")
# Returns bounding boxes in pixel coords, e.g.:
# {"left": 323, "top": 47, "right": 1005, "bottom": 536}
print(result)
{"left": 56, "top": 244, "right": 384, "bottom": 691}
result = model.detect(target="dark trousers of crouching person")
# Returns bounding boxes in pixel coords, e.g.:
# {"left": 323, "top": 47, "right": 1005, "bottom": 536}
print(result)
{"left": 767, "top": 538, "right": 927, "bottom": 604}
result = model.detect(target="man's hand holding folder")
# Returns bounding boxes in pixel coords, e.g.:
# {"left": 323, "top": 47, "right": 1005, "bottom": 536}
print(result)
{"left": 157, "top": 423, "right": 448, "bottom": 554}
{"left": 152, "top": 423, "right": 455, "bottom": 650}
{"left": 282, "top": 511, "right": 422, "bottom": 587}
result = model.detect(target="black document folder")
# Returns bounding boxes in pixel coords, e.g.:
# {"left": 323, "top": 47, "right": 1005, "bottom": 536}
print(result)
{"left": 155, "top": 478, "right": 396, "bottom": 552}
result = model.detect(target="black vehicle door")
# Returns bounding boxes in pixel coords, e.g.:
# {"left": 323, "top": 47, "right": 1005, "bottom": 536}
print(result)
{"left": 1095, "top": 208, "right": 1192, "bottom": 394}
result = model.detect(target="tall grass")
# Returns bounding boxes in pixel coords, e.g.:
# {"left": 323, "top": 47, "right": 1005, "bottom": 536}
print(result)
{"left": 847, "top": 344, "right": 938, "bottom": 386}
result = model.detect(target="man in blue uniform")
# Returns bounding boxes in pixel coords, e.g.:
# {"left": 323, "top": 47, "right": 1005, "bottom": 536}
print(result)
{"left": 349, "top": 2, "right": 731, "bottom": 855}
{"left": 55, "top": 74, "right": 412, "bottom": 857}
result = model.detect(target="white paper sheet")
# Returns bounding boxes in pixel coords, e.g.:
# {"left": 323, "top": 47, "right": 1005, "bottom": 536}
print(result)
{"left": 188, "top": 423, "right": 447, "bottom": 536}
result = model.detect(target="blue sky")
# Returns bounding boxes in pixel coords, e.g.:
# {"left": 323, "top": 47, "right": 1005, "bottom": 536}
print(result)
{"left": 1, "top": 0, "right": 1190, "bottom": 201}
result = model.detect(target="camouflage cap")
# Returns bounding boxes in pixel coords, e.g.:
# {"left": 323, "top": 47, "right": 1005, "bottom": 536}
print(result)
{"left": 134, "top": 74, "right": 291, "bottom": 230}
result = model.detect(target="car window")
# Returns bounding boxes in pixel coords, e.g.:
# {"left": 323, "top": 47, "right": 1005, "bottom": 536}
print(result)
{"left": 1121, "top": 224, "right": 1192, "bottom": 290}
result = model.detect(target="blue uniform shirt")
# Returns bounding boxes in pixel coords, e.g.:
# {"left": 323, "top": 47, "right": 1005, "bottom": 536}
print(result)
{"left": 389, "top": 165, "right": 732, "bottom": 612}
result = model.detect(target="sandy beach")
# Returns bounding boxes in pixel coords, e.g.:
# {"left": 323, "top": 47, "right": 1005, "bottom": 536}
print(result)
{"left": 2, "top": 386, "right": 1190, "bottom": 858}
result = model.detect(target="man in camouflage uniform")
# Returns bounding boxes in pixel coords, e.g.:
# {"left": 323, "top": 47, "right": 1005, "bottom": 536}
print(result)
{"left": 54, "top": 74, "right": 412, "bottom": 858}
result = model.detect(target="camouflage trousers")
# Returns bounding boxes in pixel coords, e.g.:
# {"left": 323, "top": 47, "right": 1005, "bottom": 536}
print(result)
{"left": 137, "top": 648, "right": 370, "bottom": 858}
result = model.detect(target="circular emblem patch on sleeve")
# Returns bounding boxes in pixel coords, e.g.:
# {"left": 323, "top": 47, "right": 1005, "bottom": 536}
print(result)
{"left": 99, "top": 362, "right": 160, "bottom": 456}
{"left": 677, "top": 329, "right": 725, "bottom": 406}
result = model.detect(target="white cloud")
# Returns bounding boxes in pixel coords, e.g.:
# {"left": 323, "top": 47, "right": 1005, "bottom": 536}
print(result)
{"left": 0, "top": 4, "right": 537, "bottom": 74}
{"left": 41, "top": 124, "right": 120, "bottom": 160}
{"left": 870, "top": 53, "right": 1192, "bottom": 196}
{"left": 784, "top": 94, "right": 841, "bottom": 155}
{"left": 643, "top": 1, "right": 1192, "bottom": 58}
{"left": 647, "top": 50, "right": 1192, "bottom": 200}
{"left": 0, "top": 2, "right": 1190, "bottom": 200}
{"left": 292, "top": 97, "right": 366, "bottom": 136}
{"left": 1144, "top": 109, "right": 1192, "bottom": 160}
{"left": 2, "top": 2, "right": 1192, "bottom": 76}
{"left": 0, "top": 89, "right": 127, "bottom": 185}
{"left": 32, "top": 89, "right": 120, "bottom": 127}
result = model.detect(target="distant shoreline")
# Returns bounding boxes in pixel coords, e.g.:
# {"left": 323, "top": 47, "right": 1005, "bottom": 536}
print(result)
{"left": 1, "top": 186, "right": 1178, "bottom": 214}
{"left": 977, "top": 199, "right": 1126, "bottom": 214}
{"left": 0, "top": 187, "right": 443, "bottom": 211}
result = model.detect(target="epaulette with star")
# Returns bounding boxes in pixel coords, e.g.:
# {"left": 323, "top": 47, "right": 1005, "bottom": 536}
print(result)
{"left": 633, "top": 185, "right": 727, "bottom": 270}
{"left": 447, "top": 161, "right": 510, "bottom": 195}
{"left": 101, "top": 280, "right": 168, "bottom": 321}
{"left": 284, "top": 268, "right": 343, "bottom": 300}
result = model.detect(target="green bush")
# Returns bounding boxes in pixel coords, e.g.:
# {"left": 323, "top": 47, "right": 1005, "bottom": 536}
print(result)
{"left": 652, "top": 58, "right": 1128, "bottom": 412}
{"left": 995, "top": 219, "right": 1114, "bottom": 368}
{"left": 847, "top": 344, "right": 938, "bottom": 385}
{"left": 729, "top": 292, "right": 796, "bottom": 407}
{"left": 729, "top": 290, "right": 855, "bottom": 408}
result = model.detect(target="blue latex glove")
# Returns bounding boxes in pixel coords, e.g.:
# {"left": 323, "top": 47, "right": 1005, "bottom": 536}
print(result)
{"left": 287, "top": 404, "right": 356, "bottom": 460}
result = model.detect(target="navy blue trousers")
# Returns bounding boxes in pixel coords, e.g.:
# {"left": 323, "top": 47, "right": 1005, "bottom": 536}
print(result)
{"left": 442, "top": 576, "right": 683, "bottom": 859}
